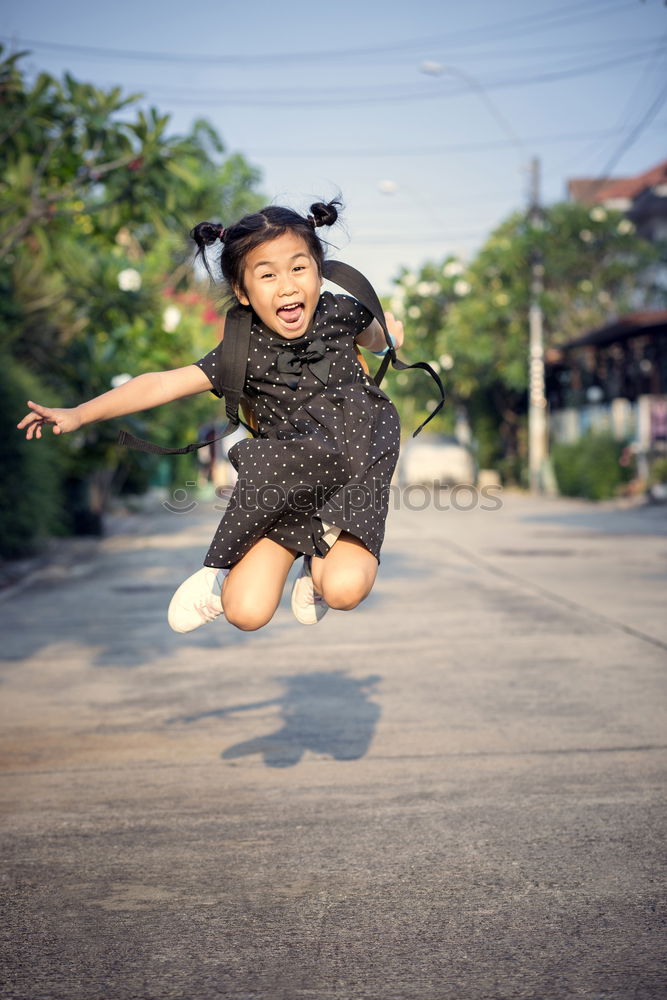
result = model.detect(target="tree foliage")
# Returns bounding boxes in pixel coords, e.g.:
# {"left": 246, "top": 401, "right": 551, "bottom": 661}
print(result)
{"left": 1, "top": 48, "right": 264, "bottom": 555}
{"left": 387, "top": 201, "right": 664, "bottom": 479}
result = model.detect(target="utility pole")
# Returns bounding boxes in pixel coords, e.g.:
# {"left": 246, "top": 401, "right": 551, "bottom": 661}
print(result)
{"left": 527, "top": 157, "right": 548, "bottom": 494}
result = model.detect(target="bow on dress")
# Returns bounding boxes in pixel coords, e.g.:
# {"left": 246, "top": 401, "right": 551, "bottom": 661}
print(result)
{"left": 275, "top": 337, "right": 331, "bottom": 390}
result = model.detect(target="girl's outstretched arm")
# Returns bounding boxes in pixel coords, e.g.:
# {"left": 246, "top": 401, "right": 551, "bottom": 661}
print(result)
{"left": 355, "top": 312, "right": 404, "bottom": 353}
{"left": 17, "top": 364, "right": 213, "bottom": 441}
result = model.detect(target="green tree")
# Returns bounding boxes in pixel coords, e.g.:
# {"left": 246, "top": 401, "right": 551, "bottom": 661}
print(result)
{"left": 1, "top": 48, "right": 264, "bottom": 555}
{"left": 388, "top": 201, "right": 664, "bottom": 481}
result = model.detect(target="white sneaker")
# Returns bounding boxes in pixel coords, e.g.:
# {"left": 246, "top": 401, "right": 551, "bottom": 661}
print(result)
{"left": 167, "top": 566, "right": 228, "bottom": 633}
{"left": 291, "top": 555, "right": 329, "bottom": 625}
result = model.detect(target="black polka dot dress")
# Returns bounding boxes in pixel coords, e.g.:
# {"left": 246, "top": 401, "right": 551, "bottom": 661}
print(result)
{"left": 195, "top": 292, "right": 401, "bottom": 569}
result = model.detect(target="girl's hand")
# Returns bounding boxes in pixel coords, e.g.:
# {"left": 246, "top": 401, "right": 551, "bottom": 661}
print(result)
{"left": 384, "top": 311, "right": 405, "bottom": 350}
{"left": 17, "top": 400, "right": 82, "bottom": 440}
{"left": 356, "top": 313, "right": 405, "bottom": 354}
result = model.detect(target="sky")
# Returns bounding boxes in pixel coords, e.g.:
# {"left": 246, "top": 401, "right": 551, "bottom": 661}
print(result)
{"left": 3, "top": 0, "right": 667, "bottom": 293}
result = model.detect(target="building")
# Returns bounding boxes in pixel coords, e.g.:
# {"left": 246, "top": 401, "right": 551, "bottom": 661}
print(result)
{"left": 568, "top": 159, "right": 667, "bottom": 244}
{"left": 548, "top": 161, "right": 667, "bottom": 472}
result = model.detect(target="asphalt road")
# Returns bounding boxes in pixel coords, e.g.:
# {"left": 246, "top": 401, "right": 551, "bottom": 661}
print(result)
{"left": 1, "top": 488, "right": 665, "bottom": 1000}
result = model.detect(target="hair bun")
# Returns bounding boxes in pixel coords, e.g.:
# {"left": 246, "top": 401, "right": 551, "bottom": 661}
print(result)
{"left": 190, "top": 221, "right": 225, "bottom": 248}
{"left": 308, "top": 199, "right": 341, "bottom": 229}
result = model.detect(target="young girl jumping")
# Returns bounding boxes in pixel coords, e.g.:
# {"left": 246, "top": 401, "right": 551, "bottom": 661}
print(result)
{"left": 17, "top": 199, "right": 404, "bottom": 635}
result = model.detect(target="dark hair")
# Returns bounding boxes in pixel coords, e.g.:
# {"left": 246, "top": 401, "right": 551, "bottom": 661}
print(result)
{"left": 190, "top": 199, "right": 341, "bottom": 301}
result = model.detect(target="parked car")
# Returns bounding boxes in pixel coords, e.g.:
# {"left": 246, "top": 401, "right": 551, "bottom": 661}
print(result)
{"left": 398, "top": 433, "right": 476, "bottom": 487}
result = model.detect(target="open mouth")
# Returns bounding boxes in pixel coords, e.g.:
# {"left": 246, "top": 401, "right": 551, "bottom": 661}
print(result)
{"left": 276, "top": 302, "right": 305, "bottom": 327}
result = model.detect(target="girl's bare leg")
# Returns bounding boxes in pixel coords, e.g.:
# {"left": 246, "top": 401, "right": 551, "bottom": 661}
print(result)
{"left": 309, "top": 531, "right": 378, "bottom": 611}
{"left": 222, "top": 537, "right": 297, "bottom": 631}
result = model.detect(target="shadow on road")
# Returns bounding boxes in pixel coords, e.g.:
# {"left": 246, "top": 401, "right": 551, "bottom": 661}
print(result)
{"left": 0, "top": 502, "right": 427, "bottom": 669}
{"left": 169, "top": 670, "right": 382, "bottom": 767}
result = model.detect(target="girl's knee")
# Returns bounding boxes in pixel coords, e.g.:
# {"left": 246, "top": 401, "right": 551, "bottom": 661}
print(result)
{"left": 223, "top": 597, "right": 273, "bottom": 631}
{"left": 321, "top": 569, "right": 374, "bottom": 610}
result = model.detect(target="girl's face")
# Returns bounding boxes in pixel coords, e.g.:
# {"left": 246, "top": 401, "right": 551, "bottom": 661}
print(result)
{"left": 235, "top": 231, "right": 322, "bottom": 340}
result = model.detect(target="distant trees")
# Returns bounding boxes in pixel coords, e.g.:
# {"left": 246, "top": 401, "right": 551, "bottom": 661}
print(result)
{"left": 386, "top": 201, "right": 664, "bottom": 482}
{"left": 0, "top": 48, "right": 263, "bottom": 556}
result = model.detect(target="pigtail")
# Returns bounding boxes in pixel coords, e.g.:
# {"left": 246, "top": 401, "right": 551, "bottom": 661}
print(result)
{"left": 191, "top": 221, "right": 225, "bottom": 249}
{"left": 308, "top": 199, "right": 342, "bottom": 229}
{"left": 190, "top": 221, "right": 225, "bottom": 279}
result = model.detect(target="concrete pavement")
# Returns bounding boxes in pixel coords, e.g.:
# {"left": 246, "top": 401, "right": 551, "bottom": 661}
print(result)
{"left": 0, "top": 487, "right": 665, "bottom": 999}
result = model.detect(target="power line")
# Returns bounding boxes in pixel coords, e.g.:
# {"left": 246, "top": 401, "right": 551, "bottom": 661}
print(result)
{"left": 240, "top": 123, "right": 667, "bottom": 159}
{"left": 0, "top": 0, "right": 634, "bottom": 68}
{"left": 547, "top": 33, "right": 667, "bottom": 178}
{"left": 62, "top": 34, "right": 657, "bottom": 88}
{"left": 123, "top": 47, "right": 658, "bottom": 108}
{"left": 551, "top": 32, "right": 667, "bottom": 179}
{"left": 7, "top": 31, "right": 657, "bottom": 80}
{"left": 430, "top": 34, "right": 661, "bottom": 62}
{"left": 121, "top": 40, "right": 653, "bottom": 108}
{"left": 418, "top": 0, "right": 633, "bottom": 52}
{"left": 592, "top": 30, "right": 667, "bottom": 171}
{"left": 597, "top": 74, "right": 667, "bottom": 177}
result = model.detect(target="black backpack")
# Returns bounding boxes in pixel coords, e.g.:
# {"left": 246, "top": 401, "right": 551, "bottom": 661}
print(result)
{"left": 118, "top": 260, "right": 444, "bottom": 456}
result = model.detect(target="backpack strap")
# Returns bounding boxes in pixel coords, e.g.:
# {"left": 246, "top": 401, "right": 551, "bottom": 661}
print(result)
{"left": 116, "top": 304, "right": 256, "bottom": 456}
{"left": 322, "top": 260, "right": 445, "bottom": 437}
{"left": 219, "top": 304, "right": 254, "bottom": 430}
{"left": 118, "top": 260, "right": 445, "bottom": 455}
